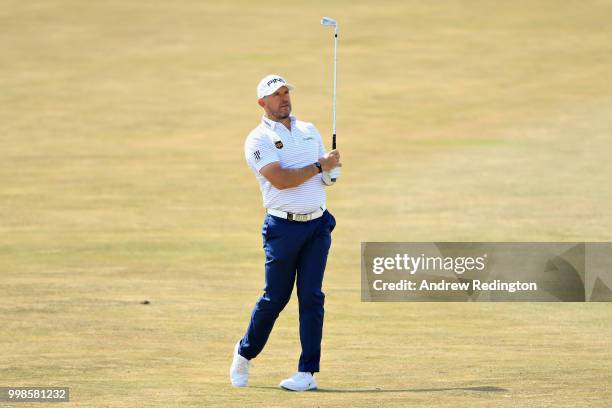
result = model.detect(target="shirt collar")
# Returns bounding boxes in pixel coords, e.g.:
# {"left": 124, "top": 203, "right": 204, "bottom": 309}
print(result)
{"left": 261, "top": 115, "right": 296, "bottom": 130}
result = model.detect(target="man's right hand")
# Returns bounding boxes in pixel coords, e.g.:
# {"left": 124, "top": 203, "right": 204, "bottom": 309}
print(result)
{"left": 319, "top": 149, "right": 341, "bottom": 172}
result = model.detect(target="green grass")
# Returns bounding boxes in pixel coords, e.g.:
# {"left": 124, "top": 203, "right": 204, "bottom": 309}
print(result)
{"left": 1, "top": 0, "right": 612, "bottom": 406}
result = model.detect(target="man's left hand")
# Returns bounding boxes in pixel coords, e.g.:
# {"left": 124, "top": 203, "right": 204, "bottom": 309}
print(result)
{"left": 322, "top": 166, "right": 340, "bottom": 186}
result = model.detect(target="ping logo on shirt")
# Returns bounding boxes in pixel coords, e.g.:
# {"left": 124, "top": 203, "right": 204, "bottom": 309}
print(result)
{"left": 275, "top": 141, "right": 283, "bottom": 149}
{"left": 253, "top": 150, "right": 262, "bottom": 162}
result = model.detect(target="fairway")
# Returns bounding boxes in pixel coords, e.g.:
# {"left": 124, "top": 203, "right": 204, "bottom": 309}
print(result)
{"left": 2, "top": 1, "right": 612, "bottom": 407}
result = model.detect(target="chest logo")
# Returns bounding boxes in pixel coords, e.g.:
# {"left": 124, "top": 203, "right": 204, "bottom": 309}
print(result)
{"left": 275, "top": 141, "right": 284, "bottom": 149}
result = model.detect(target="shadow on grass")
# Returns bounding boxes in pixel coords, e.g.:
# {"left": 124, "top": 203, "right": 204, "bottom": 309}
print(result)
{"left": 251, "top": 385, "right": 508, "bottom": 393}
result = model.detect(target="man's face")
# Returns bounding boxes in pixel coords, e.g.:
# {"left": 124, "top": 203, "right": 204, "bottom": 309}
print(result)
{"left": 260, "top": 86, "right": 292, "bottom": 120}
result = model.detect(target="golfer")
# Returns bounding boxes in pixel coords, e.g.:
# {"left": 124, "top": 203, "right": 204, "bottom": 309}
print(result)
{"left": 230, "top": 74, "right": 341, "bottom": 391}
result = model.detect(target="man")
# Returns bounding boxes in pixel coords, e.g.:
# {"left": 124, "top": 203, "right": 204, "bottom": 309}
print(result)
{"left": 230, "top": 74, "right": 341, "bottom": 391}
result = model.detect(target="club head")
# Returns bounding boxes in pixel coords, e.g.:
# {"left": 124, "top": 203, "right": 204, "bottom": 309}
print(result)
{"left": 320, "top": 17, "right": 337, "bottom": 27}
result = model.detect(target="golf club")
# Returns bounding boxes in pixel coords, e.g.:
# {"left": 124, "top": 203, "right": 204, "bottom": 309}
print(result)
{"left": 320, "top": 16, "right": 339, "bottom": 181}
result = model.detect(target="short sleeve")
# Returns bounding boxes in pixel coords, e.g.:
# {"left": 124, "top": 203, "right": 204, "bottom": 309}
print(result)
{"left": 245, "top": 133, "right": 280, "bottom": 172}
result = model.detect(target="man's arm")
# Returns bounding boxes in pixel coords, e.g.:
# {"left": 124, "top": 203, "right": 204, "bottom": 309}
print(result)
{"left": 260, "top": 162, "right": 318, "bottom": 190}
{"left": 260, "top": 150, "right": 341, "bottom": 190}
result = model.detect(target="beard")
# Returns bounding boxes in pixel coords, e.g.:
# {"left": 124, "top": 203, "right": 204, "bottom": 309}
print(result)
{"left": 270, "top": 104, "right": 291, "bottom": 120}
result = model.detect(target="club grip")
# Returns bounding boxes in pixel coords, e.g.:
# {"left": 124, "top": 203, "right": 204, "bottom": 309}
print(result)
{"left": 332, "top": 133, "right": 337, "bottom": 180}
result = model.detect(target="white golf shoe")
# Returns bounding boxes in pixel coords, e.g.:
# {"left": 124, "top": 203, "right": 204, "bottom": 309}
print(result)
{"left": 279, "top": 372, "right": 318, "bottom": 391}
{"left": 230, "top": 341, "right": 250, "bottom": 387}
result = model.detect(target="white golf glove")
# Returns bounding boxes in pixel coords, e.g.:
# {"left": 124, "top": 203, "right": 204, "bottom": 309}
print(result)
{"left": 321, "top": 166, "right": 340, "bottom": 186}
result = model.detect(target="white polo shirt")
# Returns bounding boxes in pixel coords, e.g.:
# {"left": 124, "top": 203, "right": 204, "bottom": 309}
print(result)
{"left": 245, "top": 115, "right": 327, "bottom": 214}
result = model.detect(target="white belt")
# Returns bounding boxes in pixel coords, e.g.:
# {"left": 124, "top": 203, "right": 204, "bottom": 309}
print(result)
{"left": 267, "top": 206, "right": 325, "bottom": 222}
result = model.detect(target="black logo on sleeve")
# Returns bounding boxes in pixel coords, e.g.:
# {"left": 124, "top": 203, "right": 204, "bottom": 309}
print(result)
{"left": 253, "top": 150, "right": 261, "bottom": 162}
{"left": 275, "top": 141, "right": 283, "bottom": 149}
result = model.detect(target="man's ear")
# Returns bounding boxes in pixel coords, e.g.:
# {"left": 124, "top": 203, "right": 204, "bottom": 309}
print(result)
{"left": 257, "top": 98, "right": 265, "bottom": 108}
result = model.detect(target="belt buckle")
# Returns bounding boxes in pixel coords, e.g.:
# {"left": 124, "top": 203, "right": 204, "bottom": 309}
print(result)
{"left": 292, "top": 213, "right": 309, "bottom": 222}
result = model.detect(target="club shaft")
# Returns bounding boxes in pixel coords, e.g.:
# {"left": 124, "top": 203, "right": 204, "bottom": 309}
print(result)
{"left": 332, "top": 27, "right": 338, "bottom": 149}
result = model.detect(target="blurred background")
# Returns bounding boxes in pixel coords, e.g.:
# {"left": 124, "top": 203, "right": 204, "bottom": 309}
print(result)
{"left": 1, "top": 1, "right": 611, "bottom": 406}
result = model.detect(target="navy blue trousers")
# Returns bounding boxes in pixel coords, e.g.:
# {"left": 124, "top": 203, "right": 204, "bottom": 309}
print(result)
{"left": 238, "top": 210, "right": 336, "bottom": 373}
